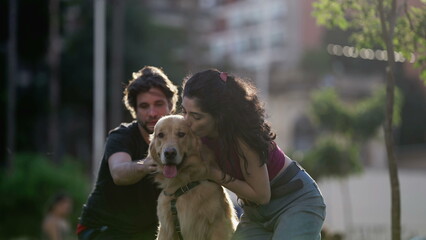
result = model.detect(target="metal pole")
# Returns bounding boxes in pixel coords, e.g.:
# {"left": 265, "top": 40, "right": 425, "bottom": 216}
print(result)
{"left": 7, "top": 0, "right": 18, "bottom": 169}
{"left": 93, "top": 0, "right": 106, "bottom": 181}
{"left": 109, "top": 0, "right": 125, "bottom": 130}
{"left": 257, "top": 5, "right": 271, "bottom": 107}
{"left": 48, "top": 0, "right": 61, "bottom": 164}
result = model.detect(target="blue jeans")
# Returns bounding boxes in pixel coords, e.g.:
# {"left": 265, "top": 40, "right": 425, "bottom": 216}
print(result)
{"left": 232, "top": 164, "right": 326, "bottom": 240}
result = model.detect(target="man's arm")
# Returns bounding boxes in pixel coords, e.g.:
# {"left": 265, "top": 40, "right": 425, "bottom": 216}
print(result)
{"left": 108, "top": 152, "right": 157, "bottom": 185}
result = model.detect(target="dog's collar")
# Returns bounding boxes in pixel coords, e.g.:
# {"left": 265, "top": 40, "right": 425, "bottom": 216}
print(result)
{"left": 165, "top": 181, "right": 201, "bottom": 240}
{"left": 163, "top": 181, "right": 201, "bottom": 198}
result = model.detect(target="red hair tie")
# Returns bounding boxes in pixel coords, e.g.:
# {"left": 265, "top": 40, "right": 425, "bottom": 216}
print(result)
{"left": 220, "top": 72, "right": 228, "bottom": 82}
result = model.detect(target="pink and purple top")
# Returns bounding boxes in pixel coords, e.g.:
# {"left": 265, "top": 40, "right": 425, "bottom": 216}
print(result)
{"left": 201, "top": 137, "right": 285, "bottom": 181}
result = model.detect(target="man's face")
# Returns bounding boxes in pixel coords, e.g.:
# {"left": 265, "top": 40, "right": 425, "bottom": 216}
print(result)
{"left": 136, "top": 87, "right": 171, "bottom": 134}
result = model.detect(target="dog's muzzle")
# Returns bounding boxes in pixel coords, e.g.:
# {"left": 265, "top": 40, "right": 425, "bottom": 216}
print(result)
{"left": 162, "top": 146, "right": 182, "bottom": 179}
{"left": 164, "top": 147, "right": 177, "bottom": 163}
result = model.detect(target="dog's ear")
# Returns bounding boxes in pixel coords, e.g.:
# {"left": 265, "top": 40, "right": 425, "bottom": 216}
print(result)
{"left": 188, "top": 129, "right": 201, "bottom": 154}
{"left": 148, "top": 140, "right": 160, "bottom": 163}
{"left": 148, "top": 132, "right": 161, "bottom": 161}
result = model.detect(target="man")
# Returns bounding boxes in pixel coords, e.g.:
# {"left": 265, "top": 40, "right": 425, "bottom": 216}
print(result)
{"left": 77, "top": 66, "right": 178, "bottom": 240}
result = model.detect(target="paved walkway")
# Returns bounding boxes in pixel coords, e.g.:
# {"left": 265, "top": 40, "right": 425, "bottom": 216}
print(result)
{"left": 318, "top": 168, "right": 426, "bottom": 240}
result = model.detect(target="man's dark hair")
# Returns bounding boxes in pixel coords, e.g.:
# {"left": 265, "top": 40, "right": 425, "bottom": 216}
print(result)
{"left": 123, "top": 66, "right": 178, "bottom": 118}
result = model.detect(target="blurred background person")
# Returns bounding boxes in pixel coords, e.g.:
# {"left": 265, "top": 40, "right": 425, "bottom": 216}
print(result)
{"left": 42, "top": 193, "right": 74, "bottom": 240}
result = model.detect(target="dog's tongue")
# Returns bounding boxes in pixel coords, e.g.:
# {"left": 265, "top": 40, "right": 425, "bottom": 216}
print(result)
{"left": 163, "top": 165, "right": 177, "bottom": 178}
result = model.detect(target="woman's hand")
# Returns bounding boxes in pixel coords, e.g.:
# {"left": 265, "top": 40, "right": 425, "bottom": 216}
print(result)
{"left": 200, "top": 146, "right": 224, "bottom": 182}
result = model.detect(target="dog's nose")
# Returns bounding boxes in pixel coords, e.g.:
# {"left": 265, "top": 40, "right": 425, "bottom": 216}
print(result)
{"left": 164, "top": 147, "right": 177, "bottom": 160}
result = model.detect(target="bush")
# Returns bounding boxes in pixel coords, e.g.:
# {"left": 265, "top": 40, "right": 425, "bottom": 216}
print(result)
{"left": 0, "top": 153, "right": 90, "bottom": 239}
{"left": 301, "top": 136, "right": 362, "bottom": 180}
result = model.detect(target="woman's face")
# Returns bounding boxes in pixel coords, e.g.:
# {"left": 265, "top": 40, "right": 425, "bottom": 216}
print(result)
{"left": 182, "top": 97, "right": 218, "bottom": 138}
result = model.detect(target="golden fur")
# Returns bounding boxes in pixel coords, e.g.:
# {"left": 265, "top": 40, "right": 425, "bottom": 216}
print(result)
{"left": 149, "top": 115, "right": 238, "bottom": 240}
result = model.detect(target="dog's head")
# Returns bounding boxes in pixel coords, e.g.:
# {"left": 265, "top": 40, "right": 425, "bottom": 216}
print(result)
{"left": 149, "top": 115, "right": 200, "bottom": 178}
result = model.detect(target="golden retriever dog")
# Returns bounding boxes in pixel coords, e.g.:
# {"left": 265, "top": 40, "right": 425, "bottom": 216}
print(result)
{"left": 149, "top": 115, "right": 238, "bottom": 240}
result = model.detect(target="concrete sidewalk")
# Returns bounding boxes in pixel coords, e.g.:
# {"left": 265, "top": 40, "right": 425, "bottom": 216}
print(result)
{"left": 318, "top": 168, "right": 426, "bottom": 240}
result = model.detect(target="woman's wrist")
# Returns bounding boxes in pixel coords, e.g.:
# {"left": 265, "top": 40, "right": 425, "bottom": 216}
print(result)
{"left": 210, "top": 168, "right": 233, "bottom": 185}
{"left": 209, "top": 168, "right": 223, "bottom": 183}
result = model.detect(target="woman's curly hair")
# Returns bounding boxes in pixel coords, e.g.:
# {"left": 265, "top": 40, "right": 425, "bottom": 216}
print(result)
{"left": 182, "top": 69, "right": 276, "bottom": 177}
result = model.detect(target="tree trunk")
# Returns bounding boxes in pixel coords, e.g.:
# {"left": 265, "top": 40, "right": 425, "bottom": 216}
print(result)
{"left": 377, "top": 0, "right": 401, "bottom": 239}
{"left": 48, "top": 0, "right": 62, "bottom": 164}
{"left": 7, "top": 0, "right": 18, "bottom": 170}
{"left": 384, "top": 66, "right": 401, "bottom": 240}
{"left": 109, "top": 0, "right": 125, "bottom": 129}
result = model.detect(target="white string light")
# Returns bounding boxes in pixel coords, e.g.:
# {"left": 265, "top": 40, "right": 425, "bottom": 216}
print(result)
{"left": 326, "top": 44, "right": 416, "bottom": 63}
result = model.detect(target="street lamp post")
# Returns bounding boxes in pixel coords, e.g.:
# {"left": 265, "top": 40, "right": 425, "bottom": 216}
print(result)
{"left": 93, "top": 0, "right": 106, "bottom": 181}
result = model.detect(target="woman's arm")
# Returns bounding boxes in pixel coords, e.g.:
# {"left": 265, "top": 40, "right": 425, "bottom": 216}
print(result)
{"left": 108, "top": 152, "right": 157, "bottom": 185}
{"left": 209, "top": 140, "right": 271, "bottom": 205}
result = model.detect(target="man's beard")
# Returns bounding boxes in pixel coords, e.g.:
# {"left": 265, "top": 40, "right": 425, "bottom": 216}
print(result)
{"left": 137, "top": 119, "right": 153, "bottom": 134}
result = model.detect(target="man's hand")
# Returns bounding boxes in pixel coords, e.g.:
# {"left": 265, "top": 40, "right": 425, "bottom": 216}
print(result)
{"left": 109, "top": 152, "right": 158, "bottom": 185}
{"left": 138, "top": 157, "right": 158, "bottom": 174}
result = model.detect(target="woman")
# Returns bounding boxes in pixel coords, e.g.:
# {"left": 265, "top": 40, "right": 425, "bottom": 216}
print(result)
{"left": 181, "top": 69, "right": 326, "bottom": 240}
{"left": 42, "top": 193, "right": 73, "bottom": 240}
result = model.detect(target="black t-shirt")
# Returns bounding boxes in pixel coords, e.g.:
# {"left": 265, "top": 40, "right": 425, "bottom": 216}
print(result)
{"left": 79, "top": 121, "right": 161, "bottom": 234}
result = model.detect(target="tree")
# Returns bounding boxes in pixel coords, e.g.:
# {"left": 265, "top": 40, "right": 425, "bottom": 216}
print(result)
{"left": 302, "top": 87, "right": 402, "bottom": 234}
{"left": 0, "top": 153, "right": 90, "bottom": 238}
{"left": 108, "top": 0, "right": 125, "bottom": 130}
{"left": 312, "top": 1, "right": 426, "bottom": 239}
{"left": 48, "top": 0, "right": 61, "bottom": 164}
{"left": 6, "top": 0, "right": 18, "bottom": 169}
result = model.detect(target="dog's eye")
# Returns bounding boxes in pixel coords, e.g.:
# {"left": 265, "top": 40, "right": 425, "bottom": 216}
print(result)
{"left": 158, "top": 132, "right": 164, "bottom": 138}
{"left": 177, "top": 132, "right": 186, "bottom": 138}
